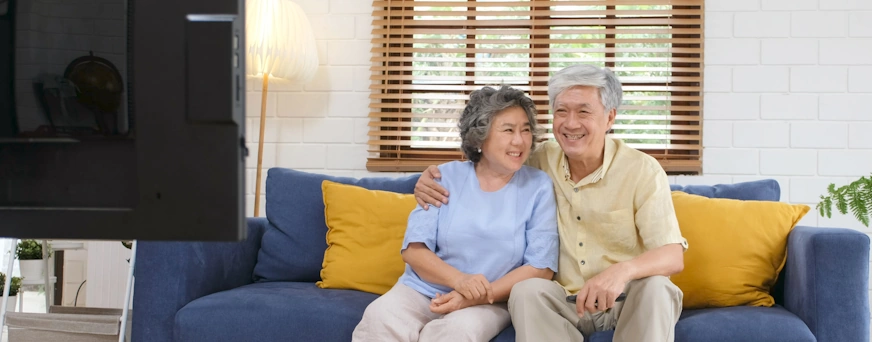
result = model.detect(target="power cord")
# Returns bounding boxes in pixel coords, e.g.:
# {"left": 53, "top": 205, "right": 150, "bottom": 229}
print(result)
{"left": 74, "top": 279, "right": 86, "bottom": 306}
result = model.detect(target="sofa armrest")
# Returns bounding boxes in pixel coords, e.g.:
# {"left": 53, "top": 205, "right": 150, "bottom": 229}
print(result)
{"left": 784, "top": 226, "right": 870, "bottom": 342}
{"left": 132, "top": 217, "right": 269, "bottom": 342}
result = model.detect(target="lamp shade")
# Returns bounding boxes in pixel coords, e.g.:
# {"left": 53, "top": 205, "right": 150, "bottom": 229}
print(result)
{"left": 245, "top": 0, "right": 318, "bottom": 82}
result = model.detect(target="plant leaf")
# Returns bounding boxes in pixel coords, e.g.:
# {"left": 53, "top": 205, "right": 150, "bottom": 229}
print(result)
{"left": 817, "top": 196, "right": 826, "bottom": 218}
{"left": 825, "top": 196, "right": 833, "bottom": 218}
{"left": 848, "top": 186, "right": 870, "bottom": 227}
{"left": 836, "top": 185, "right": 849, "bottom": 215}
{"left": 863, "top": 176, "right": 872, "bottom": 214}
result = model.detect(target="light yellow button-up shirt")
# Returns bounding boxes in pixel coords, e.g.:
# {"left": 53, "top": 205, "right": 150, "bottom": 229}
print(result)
{"left": 527, "top": 137, "right": 688, "bottom": 295}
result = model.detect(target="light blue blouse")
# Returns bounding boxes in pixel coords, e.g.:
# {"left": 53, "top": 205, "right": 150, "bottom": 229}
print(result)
{"left": 398, "top": 161, "right": 559, "bottom": 298}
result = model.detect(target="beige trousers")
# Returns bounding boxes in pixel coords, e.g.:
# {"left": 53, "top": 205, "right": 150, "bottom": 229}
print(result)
{"left": 352, "top": 282, "right": 511, "bottom": 342}
{"left": 508, "top": 276, "right": 682, "bottom": 342}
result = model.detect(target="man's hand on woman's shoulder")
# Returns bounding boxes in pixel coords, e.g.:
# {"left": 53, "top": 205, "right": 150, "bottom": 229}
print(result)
{"left": 415, "top": 165, "right": 450, "bottom": 209}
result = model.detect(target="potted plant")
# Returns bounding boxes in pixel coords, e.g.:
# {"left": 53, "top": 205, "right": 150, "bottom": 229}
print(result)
{"left": 0, "top": 272, "right": 22, "bottom": 312}
{"left": 817, "top": 174, "right": 872, "bottom": 227}
{"left": 16, "top": 239, "right": 51, "bottom": 280}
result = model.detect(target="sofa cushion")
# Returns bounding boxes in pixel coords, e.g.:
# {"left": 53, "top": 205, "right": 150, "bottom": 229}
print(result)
{"left": 587, "top": 306, "right": 814, "bottom": 342}
{"left": 176, "top": 281, "right": 516, "bottom": 342}
{"left": 254, "top": 168, "right": 418, "bottom": 283}
{"left": 175, "top": 282, "right": 379, "bottom": 342}
{"left": 669, "top": 179, "right": 780, "bottom": 202}
{"left": 318, "top": 180, "right": 417, "bottom": 295}
{"left": 669, "top": 178, "right": 793, "bottom": 304}
{"left": 669, "top": 191, "right": 809, "bottom": 309}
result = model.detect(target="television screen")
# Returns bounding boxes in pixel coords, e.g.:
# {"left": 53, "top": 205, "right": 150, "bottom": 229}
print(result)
{"left": 0, "top": 0, "right": 246, "bottom": 241}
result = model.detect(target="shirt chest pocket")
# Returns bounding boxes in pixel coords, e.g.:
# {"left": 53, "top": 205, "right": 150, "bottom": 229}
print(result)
{"left": 589, "top": 209, "right": 638, "bottom": 251}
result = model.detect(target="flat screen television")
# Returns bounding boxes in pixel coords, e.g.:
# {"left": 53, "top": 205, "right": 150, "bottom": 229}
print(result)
{"left": 0, "top": 0, "right": 247, "bottom": 241}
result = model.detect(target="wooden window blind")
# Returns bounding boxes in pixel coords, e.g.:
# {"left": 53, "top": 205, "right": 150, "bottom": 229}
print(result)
{"left": 367, "top": 0, "right": 703, "bottom": 174}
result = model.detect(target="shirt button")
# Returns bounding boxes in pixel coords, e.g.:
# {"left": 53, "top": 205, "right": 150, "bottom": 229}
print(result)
{"left": 578, "top": 242, "right": 583, "bottom": 247}
{"left": 574, "top": 188, "right": 579, "bottom": 193}
{"left": 576, "top": 216, "right": 581, "bottom": 221}
{"left": 580, "top": 260, "right": 586, "bottom": 265}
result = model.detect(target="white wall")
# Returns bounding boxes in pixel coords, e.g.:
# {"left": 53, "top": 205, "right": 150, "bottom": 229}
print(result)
{"left": 84, "top": 241, "right": 131, "bottom": 308}
{"left": 243, "top": 0, "right": 382, "bottom": 217}
{"left": 700, "top": 0, "right": 872, "bottom": 232}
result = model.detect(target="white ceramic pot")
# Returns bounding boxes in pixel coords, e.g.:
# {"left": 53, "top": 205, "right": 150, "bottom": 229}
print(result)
{"left": 19, "top": 259, "right": 44, "bottom": 281}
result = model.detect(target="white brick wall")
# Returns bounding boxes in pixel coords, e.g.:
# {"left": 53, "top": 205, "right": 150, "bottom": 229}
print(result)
{"left": 849, "top": 67, "right": 872, "bottom": 92}
{"left": 762, "top": 0, "right": 817, "bottom": 11}
{"left": 790, "top": 67, "right": 849, "bottom": 92}
{"left": 244, "top": 0, "right": 375, "bottom": 216}
{"left": 732, "top": 67, "right": 789, "bottom": 92}
{"left": 791, "top": 12, "right": 849, "bottom": 38}
{"left": 761, "top": 39, "right": 817, "bottom": 65}
{"left": 699, "top": 0, "right": 871, "bottom": 226}
{"left": 734, "top": 12, "right": 790, "bottom": 37}
{"left": 250, "top": 1, "right": 872, "bottom": 333}
{"left": 761, "top": 94, "right": 817, "bottom": 120}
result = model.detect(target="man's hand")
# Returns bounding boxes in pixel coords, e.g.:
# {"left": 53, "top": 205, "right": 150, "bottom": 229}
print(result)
{"left": 575, "top": 263, "right": 631, "bottom": 315}
{"left": 414, "top": 165, "right": 449, "bottom": 209}
{"left": 452, "top": 273, "right": 494, "bottom": 303}
{"left": 430, "top": 291, "right": 475, "bottom": 314}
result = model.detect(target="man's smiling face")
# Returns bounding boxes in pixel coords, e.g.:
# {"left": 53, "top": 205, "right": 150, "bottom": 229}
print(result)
{"left": 551, "top": 86, "right": 616, "bottom": 163}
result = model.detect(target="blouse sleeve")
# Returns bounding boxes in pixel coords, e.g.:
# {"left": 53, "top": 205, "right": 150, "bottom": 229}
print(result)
{"left": 401, "top": 203, "right": 440, "bottom": 252}
{"left": 522, "top": 175, "right": 559, "bottom": 273}
{"left": 401, "top": 165, "right": 452, "bottom": 252}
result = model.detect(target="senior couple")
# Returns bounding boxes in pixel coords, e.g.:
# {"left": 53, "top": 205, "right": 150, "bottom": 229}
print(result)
{"left": 352, "top": 64, "right": 688, "bottom": 342}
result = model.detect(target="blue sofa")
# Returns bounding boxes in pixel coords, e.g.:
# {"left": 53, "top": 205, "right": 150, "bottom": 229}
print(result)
{"left": 133, "top": 168, "right": 870, "bottom": 342}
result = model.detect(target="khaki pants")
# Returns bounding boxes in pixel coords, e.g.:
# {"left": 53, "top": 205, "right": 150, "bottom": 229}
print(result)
{"left": 508, "top": 276, "right": 682, "bottom": 342}
{"left": 352, "top": 282, "right": 511, "bottom": 342}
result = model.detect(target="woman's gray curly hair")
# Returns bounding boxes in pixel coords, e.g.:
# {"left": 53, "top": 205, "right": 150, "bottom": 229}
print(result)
{"left": 458, "top": 85, "right": 540, "bottom": 163}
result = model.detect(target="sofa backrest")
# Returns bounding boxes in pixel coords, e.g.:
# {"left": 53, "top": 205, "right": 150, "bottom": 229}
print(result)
{"left": 669, "top": 179, "right": 781, "bottom": 202}
{"left": 253, "top": 168, "right": 419, "bottom": 283}
{"left": 253, "top": 169, "right": 787, "bottom": 301}
{"left": 669, "top": 179, "right": 786, "bottom": 304}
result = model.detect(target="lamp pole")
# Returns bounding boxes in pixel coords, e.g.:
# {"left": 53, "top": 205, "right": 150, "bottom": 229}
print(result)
{"left": 254, "top": 74, "right": 269, "bottom": 217}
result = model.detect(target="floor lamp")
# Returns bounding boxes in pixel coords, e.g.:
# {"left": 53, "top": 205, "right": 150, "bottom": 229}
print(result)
{"left": 246, "top": 0, "right": 318, "bottom": 217}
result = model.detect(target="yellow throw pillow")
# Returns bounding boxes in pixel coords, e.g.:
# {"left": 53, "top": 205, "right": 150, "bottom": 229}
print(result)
{"left": 316, "top": 180, "right": 417, "bottom": 295}
{"left": 670, "top": 191, "right": 809, "bottom": 309}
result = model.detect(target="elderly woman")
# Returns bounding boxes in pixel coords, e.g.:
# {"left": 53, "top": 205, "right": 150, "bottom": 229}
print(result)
{"left": 351, "top": 85, "right": 559, "bottom": 342}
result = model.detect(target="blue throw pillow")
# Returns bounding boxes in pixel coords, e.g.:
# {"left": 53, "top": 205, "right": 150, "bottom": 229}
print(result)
{"left": 253, "top": 168, "right": 419, "bottom": 283}
{"left": 669, "top": 179, "right": 780, "bottom": 202}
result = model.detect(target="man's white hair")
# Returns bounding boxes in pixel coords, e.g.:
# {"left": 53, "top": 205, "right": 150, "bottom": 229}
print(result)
{"left": 548, "top": 64, "right": 623, "bottom": 113}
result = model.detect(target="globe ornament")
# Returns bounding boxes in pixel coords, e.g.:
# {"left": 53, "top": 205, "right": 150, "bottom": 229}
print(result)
{"left": 64, "top": 51, "right": 124, "bottom": 113}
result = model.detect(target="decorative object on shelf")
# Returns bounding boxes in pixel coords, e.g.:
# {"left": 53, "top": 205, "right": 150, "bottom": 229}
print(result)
{"left": 32, "top": 51, "right": 126, "bottom": 137}
{"left": 0, "top": 272, "right": 21, "bottom": 312}
{"left": 817, "top": 174, "right": 872, "bottom": 227}
{"left": 15, "top": 239, "right": 50, "bottom": 280}
{"left": 65, "top": 51, "right": 125, "bottom": 135}
{"left": 246, "top": 0, "right": 318, "bottom": 217}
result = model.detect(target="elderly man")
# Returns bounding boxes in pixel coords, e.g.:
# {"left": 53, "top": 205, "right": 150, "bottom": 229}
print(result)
{"left": 413, "top": 64, "right": 687, "bottom": 341}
